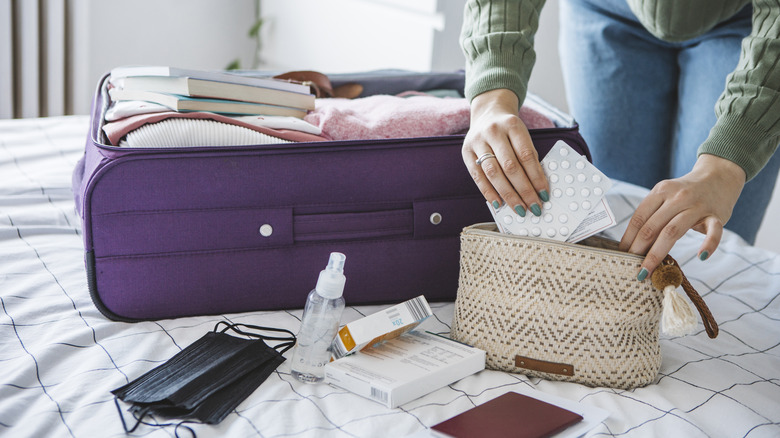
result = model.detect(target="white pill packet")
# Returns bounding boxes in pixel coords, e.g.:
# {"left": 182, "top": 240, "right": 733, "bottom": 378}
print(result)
{"left": 565, "top": 197, "right": 617, "bottom": 243}
{"left": 491, "top": 140, "right": 614, "bottom": 242}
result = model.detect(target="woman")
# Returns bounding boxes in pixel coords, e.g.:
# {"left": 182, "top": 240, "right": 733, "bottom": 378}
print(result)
{"left": 460, "top": 0, "right": 780, "bottom": 279}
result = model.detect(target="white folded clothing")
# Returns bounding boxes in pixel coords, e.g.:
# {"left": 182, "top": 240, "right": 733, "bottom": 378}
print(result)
{"left": 105, "top": 101, "right": 170, "bottom": 121}
{"left": 231, "top": 115, "right": 322, "bottom": 135}
{"left": 120, "top": 118, "right": 292, "bottom": 148}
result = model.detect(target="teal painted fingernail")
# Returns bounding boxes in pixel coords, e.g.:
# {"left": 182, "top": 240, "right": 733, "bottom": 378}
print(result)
{"left": 492, "top": 200, "right": 500, "bottom": 209}
{"left": 637, "top": 268, "right": 648, "bottom": 282}
{"left": 699, "top": 251, "right": 709, "bottom": 261}
{"left": 539, "top": 190, "right": 550, "bottom": 202}
{"left": 514, "top": 205, "right": 526, "bottom": 217}
{"left": 530, "top": 203, "right": 542, "bottom": 217}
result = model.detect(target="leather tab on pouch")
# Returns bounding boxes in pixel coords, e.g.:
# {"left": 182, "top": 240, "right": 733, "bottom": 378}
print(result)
{"left": 515, "top": 355, "right": 575, "bottom": 376}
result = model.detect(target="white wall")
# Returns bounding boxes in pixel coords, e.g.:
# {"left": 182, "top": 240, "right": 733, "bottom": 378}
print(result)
{"left": 71, "top": 0, "right": 256, "bottom": 114}
{"left": 71, "top": 0, "right": 566, "bottom": 111}
{"left": 527, "top": 0, "right": 568, "bottom": 111}
{"left": 258, "top": 0, "right": 441, "bottom": 73}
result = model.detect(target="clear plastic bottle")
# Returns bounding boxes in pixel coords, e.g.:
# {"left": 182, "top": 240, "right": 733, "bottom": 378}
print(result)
{"left": 290, "top": 252, "right": 346, "bottom": 383}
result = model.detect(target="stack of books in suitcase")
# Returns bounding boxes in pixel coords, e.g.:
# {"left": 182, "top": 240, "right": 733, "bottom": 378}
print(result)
{"left": 108, "top": 65, "right": 315, "bottom": 118}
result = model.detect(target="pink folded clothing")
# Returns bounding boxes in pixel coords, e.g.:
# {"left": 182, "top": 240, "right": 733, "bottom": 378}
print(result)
{"left": 102, "top": 95, "right": 556, "bottom": 146}
{"left": 304, "top": 94, "right": 555, "bottom": 141}
{"left": 102, "top": 111, "right": 329, "bottom": 146}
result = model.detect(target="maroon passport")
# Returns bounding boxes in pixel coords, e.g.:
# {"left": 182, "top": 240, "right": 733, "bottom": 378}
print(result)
{"left": 431, "top": 392, "right": 583, "bottom": 438}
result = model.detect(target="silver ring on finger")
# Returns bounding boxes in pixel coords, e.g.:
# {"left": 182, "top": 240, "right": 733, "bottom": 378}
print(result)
{"left": 475, "top": 152, "right": 497, "bottom": 166}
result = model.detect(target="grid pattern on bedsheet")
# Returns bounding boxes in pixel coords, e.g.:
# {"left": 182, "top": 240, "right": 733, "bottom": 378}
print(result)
{"left": 0, "top": 116, "right": 778, "bottom": 438}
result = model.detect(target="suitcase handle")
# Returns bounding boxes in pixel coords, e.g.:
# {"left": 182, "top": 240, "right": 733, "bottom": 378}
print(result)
{"left": 291, "top": 197, "right": 488, "bottom": 243}
{"left": 294, "top": 208, "right": 414, "bottom": 242}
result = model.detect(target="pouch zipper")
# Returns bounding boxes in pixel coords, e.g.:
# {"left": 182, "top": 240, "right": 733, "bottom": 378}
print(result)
{"left": 463, "top": 223, "right": 644, "bottom": 261}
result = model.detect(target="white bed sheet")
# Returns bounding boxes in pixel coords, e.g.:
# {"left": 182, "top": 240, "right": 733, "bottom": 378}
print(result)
{"left": 1, "top": 116, "right": 779, "bottom": 438}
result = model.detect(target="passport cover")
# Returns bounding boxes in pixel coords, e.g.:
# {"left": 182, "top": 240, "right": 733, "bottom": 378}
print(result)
{"left": 431, "top": 392, "right": 583, "bottom": 438}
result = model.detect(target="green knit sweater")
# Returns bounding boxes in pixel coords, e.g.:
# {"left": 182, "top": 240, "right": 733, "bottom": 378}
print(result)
{"left": 461, "top": 0, "right": 780, "bottom": 180}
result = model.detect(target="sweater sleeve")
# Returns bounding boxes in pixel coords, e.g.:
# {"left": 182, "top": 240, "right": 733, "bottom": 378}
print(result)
{"left": 698, "top": 0, "right": 780, "bottom": 181}
{"left": 460, "top": 0, "right": 547, "bottom": 104}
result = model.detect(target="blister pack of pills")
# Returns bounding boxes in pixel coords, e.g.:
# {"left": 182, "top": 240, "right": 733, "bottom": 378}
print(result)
{"left": 490, "top": 140, "right": 616, "bottom": 243}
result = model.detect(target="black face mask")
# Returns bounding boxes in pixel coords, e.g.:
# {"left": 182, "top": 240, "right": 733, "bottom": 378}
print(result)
{"left": 112, "top": 322, "right": 295, "bottom": 436}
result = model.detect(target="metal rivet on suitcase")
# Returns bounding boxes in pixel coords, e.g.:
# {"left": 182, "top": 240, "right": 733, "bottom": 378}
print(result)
{"left": 429, "top": 213, "right": 442, "bottom": 225}
{"left": 259, "top": 224, "right": 273, "bottom": 237}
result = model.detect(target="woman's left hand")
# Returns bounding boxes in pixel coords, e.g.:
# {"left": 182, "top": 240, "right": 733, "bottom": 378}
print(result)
{"left": 619, "top": 154, "right": 747, "bottom": 280}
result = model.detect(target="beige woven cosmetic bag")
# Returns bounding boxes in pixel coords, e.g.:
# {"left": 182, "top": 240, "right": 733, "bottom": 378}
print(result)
{"left": 451, "top": 223, "right": 718, "bottom": 389}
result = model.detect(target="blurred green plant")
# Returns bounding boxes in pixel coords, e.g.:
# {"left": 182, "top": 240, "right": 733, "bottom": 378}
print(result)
{"left": 226, "top": 0, "right": 263, "bottom": 70}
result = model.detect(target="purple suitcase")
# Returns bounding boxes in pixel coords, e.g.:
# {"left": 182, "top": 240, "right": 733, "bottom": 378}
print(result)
{"left": 73, "top": 71, "right": 589, "bottom": 321}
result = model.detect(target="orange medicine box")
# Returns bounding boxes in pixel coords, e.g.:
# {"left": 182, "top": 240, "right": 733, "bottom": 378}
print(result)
{"left": 331, "top": 295, "right": 432, "bottom": 359}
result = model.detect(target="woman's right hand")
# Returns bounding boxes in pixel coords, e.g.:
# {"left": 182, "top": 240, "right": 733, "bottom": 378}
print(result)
{"left": 463, "top": 89, "right": 549, "bottom": 217}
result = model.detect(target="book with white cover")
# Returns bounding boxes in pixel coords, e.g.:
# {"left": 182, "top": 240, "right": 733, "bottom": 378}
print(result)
{"left": 119, "top": 76, "right": 315, "bottom": 110}
{"left": 109, "top": 65, "right": 311, "bottom": 94}
{"left": 325, "top": 331, "right": 485, "bottom": 409}
{"left": 108, "top": 88, "right": 307, "bottom": 118}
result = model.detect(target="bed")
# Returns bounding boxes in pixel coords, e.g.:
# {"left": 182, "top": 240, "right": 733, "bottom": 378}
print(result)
{"left": 1, "top": 115, "right": 779, "bottom": 438}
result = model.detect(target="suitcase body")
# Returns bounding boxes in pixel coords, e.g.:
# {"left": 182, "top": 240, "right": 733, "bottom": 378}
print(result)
{"left": 73, "top": 71, "right": 588, "bottom": 321}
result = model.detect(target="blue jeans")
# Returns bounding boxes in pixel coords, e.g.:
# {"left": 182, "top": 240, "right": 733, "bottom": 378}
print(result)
{"left": 559, "top": 0, "right": 780, "bottom": 244}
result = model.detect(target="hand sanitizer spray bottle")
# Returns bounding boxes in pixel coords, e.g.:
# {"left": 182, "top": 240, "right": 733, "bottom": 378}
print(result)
{"left": 291, "top": 252, "right": 346, "bottom": 383}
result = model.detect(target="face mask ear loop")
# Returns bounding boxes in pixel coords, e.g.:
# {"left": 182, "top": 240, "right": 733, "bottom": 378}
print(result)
{"left": 173, "top": 421, "right": 197, "bottom": 438}
{"left": 115, "top": 396, "right": 202, "bottom": 438}
{"left": 213, "top": 320, "right": 233, "bottom": 333}
{"left": 212, "top": 321, "right": 297, "bottom": 355}
{"left": 276, "top": 340, "right": 296, "bottom": 355}
{"left": 114, "top": 396, "right": 150, "bottom": 434}
{"left": 213, "top": 321, "right": 296, "bottom": 343}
